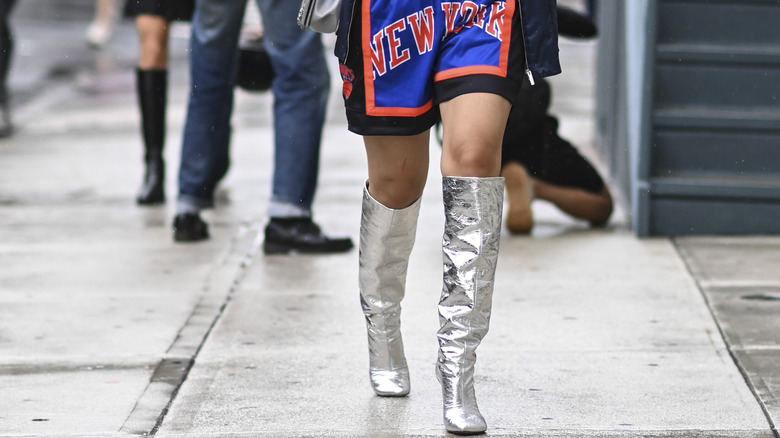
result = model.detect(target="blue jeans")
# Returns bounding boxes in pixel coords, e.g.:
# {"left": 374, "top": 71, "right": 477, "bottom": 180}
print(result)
{"left": 177, "top": 0, "right": 330, "bottom": 217}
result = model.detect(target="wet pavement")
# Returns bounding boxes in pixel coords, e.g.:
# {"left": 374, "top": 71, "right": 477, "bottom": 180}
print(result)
{"left": 1, "top": 1, "right": 779, "bottom": 437}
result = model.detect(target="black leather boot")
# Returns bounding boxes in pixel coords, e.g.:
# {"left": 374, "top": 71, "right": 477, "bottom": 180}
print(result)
{"left": 136, "top": 69, "right": 167, "bottom": 205}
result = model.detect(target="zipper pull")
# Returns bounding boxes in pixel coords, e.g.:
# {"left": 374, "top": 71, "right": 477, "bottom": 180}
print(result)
{"left": 525, "top": 69, "right": 535, "bottom": 86}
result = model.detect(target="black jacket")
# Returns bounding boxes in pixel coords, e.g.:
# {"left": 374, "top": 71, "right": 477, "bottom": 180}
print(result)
{"left": 517, "top": 0, "right": 561, "bottom": 81}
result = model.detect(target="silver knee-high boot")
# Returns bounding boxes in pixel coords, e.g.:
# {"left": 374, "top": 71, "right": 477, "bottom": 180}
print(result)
{"left": 437, "top": 176, "right": 503, "bottom": 434}
{"left": 359, "top": 185, "right": 421, "bottom": 397}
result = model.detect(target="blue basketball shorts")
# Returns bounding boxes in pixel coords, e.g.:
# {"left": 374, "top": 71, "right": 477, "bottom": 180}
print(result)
{"left": 340, "top": 0, "right": 527, "bottom": 136}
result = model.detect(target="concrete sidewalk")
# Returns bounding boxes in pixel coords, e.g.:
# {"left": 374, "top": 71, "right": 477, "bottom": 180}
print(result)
{"left": 1, "top": 3, "right": 779, "bottom": 437}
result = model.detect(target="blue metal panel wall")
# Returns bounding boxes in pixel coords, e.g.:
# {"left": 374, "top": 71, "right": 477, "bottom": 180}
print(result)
{"left": 597, "top": 0, "right": 780, "bottom": 236}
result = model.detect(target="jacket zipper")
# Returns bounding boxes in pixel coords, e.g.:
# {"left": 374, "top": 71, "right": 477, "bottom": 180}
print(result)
{"left": 515, "top": 0, "right": 535, "bottom": 86}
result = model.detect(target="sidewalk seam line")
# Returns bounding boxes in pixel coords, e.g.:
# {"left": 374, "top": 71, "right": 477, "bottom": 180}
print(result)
{"left": 119, "top": 221, "right": 263, "bottom": 437}
{"left": 672, "top": 238, "right": 779, "bottom": 438}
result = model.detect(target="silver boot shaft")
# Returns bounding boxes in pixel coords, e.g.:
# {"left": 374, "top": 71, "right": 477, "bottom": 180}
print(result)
{"left": 437, "top": 176, "right": 504, "bottom": 434}
{"left": 359, "top": 185, "right": 421, "bottom": 397}
{"left": 438, "top": 176, "right": 503, "bottom": 363}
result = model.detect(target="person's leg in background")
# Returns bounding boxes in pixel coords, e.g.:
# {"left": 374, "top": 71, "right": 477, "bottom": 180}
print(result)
{"left": 86, "top": 0, "right": 117, "bottom": 48}
{"left": 174, "top": 0, "right": 245, "bottom": 241}
{"left": 500, "top": 73, "right": 612, "bottom": 234}
{"left": 255, "top": 0, "right": 353, "bottom": 254}
{"left": 0, "top": 0, "right": 16, "bottom": 138}
{"left": 502, "top": 160, "right": 613, "bottom": 233}
{"left": 501, "top": 161, "right": 535, "bottom": 232}
{"left": 531, "top": 176, "right": 612, "bottom": 226}
{"left": 134, "top": 13, "right": 171, "bottom": 204}
{"left": 501, "top": 115, "right": 613, "bottom": 234}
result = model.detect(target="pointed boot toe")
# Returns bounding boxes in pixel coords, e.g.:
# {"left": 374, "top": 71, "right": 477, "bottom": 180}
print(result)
{"left": 370, "top": 368, "right": 410, "bottom": 397}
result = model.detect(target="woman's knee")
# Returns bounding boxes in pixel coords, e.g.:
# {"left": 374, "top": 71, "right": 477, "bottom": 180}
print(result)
{"left": 367, "top": 175, "right": 425, "bottom": 209}
{"left": 364, "top": 133, "right": 430, "bottom": 208}
{"left": 589, "top": 188, "right": 614, "bottom": 226}
{"left": 442, "top": 141, "right": 501, "bottom": 177}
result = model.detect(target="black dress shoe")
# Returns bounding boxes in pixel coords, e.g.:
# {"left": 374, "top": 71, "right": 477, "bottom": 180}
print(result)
{"left": 173, "top": 213, "right": 209, "bottom": 242}
{"left": 263, "top": 217, "right": 354, "bottom": 254}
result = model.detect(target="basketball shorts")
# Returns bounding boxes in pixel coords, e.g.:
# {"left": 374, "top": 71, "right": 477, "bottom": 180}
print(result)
{"left": 341, "top": 0, "right": 527, "bottom": 136}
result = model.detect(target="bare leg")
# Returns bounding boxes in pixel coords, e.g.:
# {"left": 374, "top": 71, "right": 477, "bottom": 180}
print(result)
{"left": 501, "top": 161, "right": 534, "bottom": 233}
{"left": 86, "top": 0, "right": 116, "bottom": 48}
{"left": 364, "top": 131, "right": 430, "bottom": 209}
{"left": 95, "top": 0, "right": 115, "bottom": 24}
{"left": 533, "top": 178, "right": 613, "bottom": 227}
{"left": 136, "top": 15, "right": 170, "bottom": 70}
{"left": 440, "top": 93, "right": 510, "bottom": 177}
{"left": 134, "top": 16, "right": 171, "bottom": 205}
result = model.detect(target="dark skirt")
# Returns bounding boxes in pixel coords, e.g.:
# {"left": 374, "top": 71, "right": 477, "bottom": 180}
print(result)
{"left": 124, "top": 0, "right": 194, "bottom": 21}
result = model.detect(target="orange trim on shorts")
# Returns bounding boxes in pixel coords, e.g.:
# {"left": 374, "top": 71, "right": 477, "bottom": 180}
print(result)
{"left": 498, "top": 0, "right": 514, "bottom": 73}
{"left": 367, "top": 100, "right": 435, "bottom": 117}
{"left": 434, "top": 65, "right": 506, "bottom": 82}
{"left": 361, "top": 0, "right": 375, "bottom": 113}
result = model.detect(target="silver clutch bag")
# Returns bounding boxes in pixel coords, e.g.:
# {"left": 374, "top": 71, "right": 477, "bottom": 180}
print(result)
{"left": 297, "top": 0, "right": 342, "bottom": 34}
